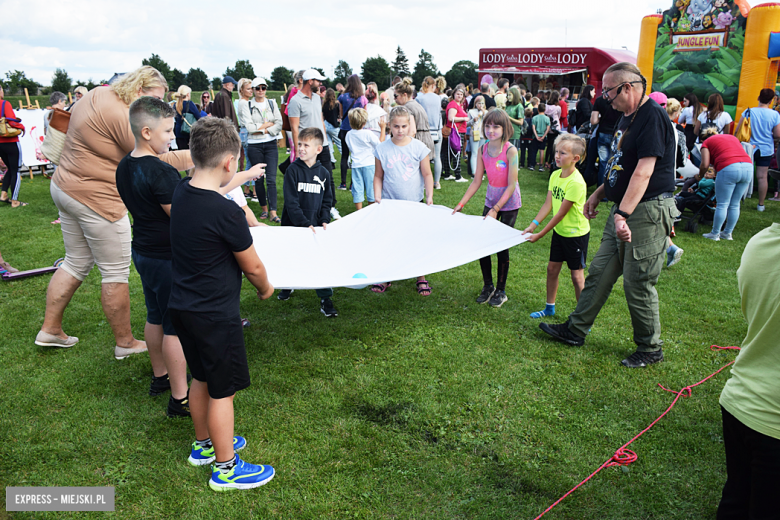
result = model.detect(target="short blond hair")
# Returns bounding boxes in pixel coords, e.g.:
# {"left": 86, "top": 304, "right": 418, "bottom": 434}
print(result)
{"left": 112, "top": 66, "right": 168, "bottom": 106}
{"left": 74, "top": 86, "right": 88, "bottom": 97}
{"left": 554, "top": 133, "right": 586, "bottom": 158}
{"left": 348, "top": 107, "right": 368, "bottom": 130}
{"left": 237, "top": 78, "right": 252, "bottom": 95}
{"left": 665, "top": 98, "right": 681, "bottom": 117}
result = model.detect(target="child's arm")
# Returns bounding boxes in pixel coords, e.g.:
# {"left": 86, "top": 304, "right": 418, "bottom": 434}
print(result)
{"left": 373, "top": 158, "right": 384, "bottom": 203}
{"left": 453, "top": 143, "right": 485, "bottom": 213}
{"left": 242, "top": 205, "right": 266, "bottom": 227}
{"left": 522, "top": 191, "right": 554, "bottom": 236}
{"left": 485, "top": 146, "right": 520, "bottom": 220}
{"left": 233, "top": 247, "right": 274, "bottom": 300}
{"left": 218, "top": 163, "right": 266, "bottom": 195}
{"left": 379, "top": 120, "right": 386, "bottom": 142}
{"left": 421, "top": 157, "right": 433, "bottom": 205}
{"left": 319, "top": 168, "right": 334, "bottom": 226}
{"left": 527, "top": 196, "right": 575, "bottom": 243}
{"left": 408, "top": 114, "right": 417, "bottom": 138}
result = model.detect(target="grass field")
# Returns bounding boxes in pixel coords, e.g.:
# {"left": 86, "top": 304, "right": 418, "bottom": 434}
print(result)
{"left": 0, "top": 150, "right": 776, "bottom": 519}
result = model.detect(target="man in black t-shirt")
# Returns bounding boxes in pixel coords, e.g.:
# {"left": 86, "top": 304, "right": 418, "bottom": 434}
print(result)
{"left": 468, "top": 83, "right": 496, "bottom": 110}
{"left": 540, "top": 63, "right": 678, "bottom": 369}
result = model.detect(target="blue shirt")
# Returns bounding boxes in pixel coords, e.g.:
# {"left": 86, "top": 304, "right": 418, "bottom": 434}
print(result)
{"left": 748, "top": 107, "right": 780, "bottom": 157}
{"left": 338, "top": 93, "right": 366, "bottom": 131}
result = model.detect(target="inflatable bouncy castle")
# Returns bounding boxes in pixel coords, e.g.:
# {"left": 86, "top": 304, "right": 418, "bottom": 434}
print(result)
{"left": 637, "top": 0, "right": 780, "bottom": 124}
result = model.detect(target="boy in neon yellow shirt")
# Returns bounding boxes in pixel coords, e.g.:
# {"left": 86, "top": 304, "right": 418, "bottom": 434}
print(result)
{"left": 523, "top": 133, "right": 590, "bottom": 319}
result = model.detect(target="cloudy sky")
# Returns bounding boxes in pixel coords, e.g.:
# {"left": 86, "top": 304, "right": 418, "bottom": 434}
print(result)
{"left": 2, "top": 0, "right": 662, "bottom": 85}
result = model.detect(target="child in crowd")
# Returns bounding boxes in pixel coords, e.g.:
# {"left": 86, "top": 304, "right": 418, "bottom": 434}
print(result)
{"left": 530, "top": 103, "right": 550, "bottom": 171}
{"left": 530, "top": 97, "right": 540, "bottom": 115}
{"left": 520, "top": 107, "right": 534, "bottom": 169}
{"left": 345, "top": 107, "right": 385, "bottom": 210}
{"left": 115, "top": 96, "right": 190, "bottom": 417}
{"left": 523, "top": 133, "right": 590, "bottom": 319}
{"left": 372, "top": 106, "right": 434, "bottom": 296}
{"left": 676, "top": 166, "right": 715, "bottom": 213}
{"left": 278, "top": 127, "right": 338, "bottom": 317}
{"left": 453, "top": 110, "right": 521, "bottom": 307}
{"left": 167, "top": 117, "right": 275, "bottom": 491}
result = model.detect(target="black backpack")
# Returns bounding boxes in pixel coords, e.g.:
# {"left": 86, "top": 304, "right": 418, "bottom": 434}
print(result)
{"left": 700, "top": 112, "right": 720, "bottom": 135}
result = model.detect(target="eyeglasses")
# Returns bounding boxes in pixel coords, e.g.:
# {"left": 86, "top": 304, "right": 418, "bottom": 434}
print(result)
{"left": 253, "top": 85, "right": 267, "bottom": 91}
{"left": 602, "top": 81, "right": 642, "bottom": 100}
{"left": 393, "top": 93, "right": 399, "bottom": 99}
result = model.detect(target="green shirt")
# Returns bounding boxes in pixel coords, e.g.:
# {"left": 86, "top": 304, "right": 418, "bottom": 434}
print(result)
{"left": 720, "top": 223, "right": 780, "bottom": 440}
{"left": 548, "top": 168, "right": 590, "bottom": 238}
{"left": 695, "top": 177, "right": 714, "bottom": 199}
{"left": 506, "top": 104, "right": 525, "bottom": 140}
{"left": 532, "top": 113, "right": 550, "bottom": 139}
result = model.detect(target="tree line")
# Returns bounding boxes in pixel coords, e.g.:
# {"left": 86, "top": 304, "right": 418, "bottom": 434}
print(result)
{"left": 1, "top": 47, "right": 478, "bottom": 96}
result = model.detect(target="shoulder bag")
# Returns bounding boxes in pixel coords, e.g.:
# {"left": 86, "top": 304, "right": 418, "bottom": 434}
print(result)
{"left": 0, "top": 101, "right": 22, "bottom": 138}
{"left": 735, "top": 109, "right": 752, "bottom": 143}
{"left": 40, "top": 107, "right": 71, "bottom": 165}
{"left": 179, "top": 102, "right": 197, "bottom": 134}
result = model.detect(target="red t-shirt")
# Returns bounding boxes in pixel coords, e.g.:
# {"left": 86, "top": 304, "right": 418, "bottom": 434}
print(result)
{"left": 0, "top": 100, "right": 24, "bottom": 143}
{"left": 701, "top": 134, "right": 750, "bottom": 172}
{"left": 559, "top": 100, "right": 569, "bottom": 129}
{"left": 446, "top": 101, "right": 467, "bottom": 134}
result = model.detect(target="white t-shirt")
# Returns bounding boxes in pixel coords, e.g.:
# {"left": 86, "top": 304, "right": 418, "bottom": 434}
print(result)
{"left": 225, "top": 186, "right": 247, "bottom": 207}
{"left": 697, "top": 110, "right": 733, "bottom": 137}
{"left": 246, "top": 99, "right": 277, "bottom": 144}
{"left": 678, "top": 106, "right": 695, "bottom": 125}
{"left": 374, "top": 138, "right": 431, "bottom": 202}
{"left": 346, "top": 129, "right": 380, "bottom": 168}
{"left": 364, "top": 103, "right": 387, "bottom": 138}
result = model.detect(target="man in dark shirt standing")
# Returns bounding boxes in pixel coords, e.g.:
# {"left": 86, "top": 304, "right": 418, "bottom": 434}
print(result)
{"left": 468, "top": 83, "right": 496, "bottom": 110}
{"left": 540, "top": 62, "right": 678, "bottom": 368}
{"left": 212, "top": 76, "right": 238, "bottom": 131}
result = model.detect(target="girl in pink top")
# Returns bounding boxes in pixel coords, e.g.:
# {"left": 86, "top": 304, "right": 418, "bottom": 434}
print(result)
{"left": 453, "top": 110, "right": 521, "bottom": 308}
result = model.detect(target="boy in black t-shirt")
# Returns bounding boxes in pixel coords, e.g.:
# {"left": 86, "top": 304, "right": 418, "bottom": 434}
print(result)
{"left": 168, "top": 117, "right": 276, "bottom": 492}
{"left": 115, "top": 97, "right": 190, "bottom": 417}
{"left": 278, "top": 127, "right": 338, "bottom": 318}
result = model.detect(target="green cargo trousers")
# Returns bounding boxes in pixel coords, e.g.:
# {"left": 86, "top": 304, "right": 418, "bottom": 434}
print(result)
{"left": 567, "top": 195, "right": 678, "bottom": 352}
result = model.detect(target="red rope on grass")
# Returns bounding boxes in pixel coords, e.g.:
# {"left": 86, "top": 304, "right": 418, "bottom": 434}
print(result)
{"left": 533, "top": 345, "right": 740, "bottom": 520}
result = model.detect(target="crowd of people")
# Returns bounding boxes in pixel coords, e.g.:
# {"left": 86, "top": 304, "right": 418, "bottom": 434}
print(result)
{"left": 1, "top": 60, "right": 778, "bottom": 510}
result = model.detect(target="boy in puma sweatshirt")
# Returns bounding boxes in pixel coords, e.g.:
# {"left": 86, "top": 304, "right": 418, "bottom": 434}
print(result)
{"left": 278, "top": 128, "right": 338, "bottom": 317}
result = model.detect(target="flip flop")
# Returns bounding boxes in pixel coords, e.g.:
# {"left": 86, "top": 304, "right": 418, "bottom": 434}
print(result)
{"left": 0, "top": 199, "right": 10, "bottom": 204}
{"left": 371, "top": 282, "right": 392, "bottom": 293}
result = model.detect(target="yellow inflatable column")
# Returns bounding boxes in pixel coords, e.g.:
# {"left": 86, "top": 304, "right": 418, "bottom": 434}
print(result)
{"left": 737, "top": 3, "right": 780, "bottom": 124}
{"left": 638, "top": 14, "right": 663, "bottom": 92}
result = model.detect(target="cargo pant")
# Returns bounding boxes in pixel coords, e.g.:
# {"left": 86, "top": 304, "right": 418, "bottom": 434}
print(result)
{"left": 567, "top": 195, "right": 678, "bottom": 352}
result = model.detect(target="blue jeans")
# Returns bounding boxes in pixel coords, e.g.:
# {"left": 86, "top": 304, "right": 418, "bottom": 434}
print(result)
{"left": 351, "top": 165, "right": 375, "bottom": 204}
{"left": 240, "top": 128, "right": 253, "bottom": 186}
{"left": 710, "top": 162, "right": 752, "bottom": 235}
{"left": 324, "top": 120, "right": 341, "bottom": 162}
{"left": 597, "top": 133, "right": 613, "bottom": 186}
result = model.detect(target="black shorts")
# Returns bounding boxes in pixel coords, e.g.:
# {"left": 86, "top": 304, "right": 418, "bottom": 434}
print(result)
{"left": 132, "top": 250, "right": 176, "bottom": 336}
{"left": 169, "top": 309, "right": 250, "bottom": 399}
{"left": 550, "top": 231, "right": 589, "bottom": 271}
{"left": 482, "top": 206, "right": 519, "bottom": 228}
{"left": 754, "top": 149, "right": 772, "bottom": 167}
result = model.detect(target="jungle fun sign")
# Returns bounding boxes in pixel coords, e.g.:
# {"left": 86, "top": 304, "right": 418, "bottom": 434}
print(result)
{"left": 653, "top": 0, "right": 746, "bottom": 106}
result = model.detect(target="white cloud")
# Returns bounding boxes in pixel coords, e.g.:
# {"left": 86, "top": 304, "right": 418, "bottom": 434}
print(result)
{"left": 0, "top": 0, "right": 663, "bottom": 84}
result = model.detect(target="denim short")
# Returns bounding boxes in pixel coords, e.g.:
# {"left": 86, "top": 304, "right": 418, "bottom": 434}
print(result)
{"left": 132, "top": 250, "right": 176, "bottom": 335}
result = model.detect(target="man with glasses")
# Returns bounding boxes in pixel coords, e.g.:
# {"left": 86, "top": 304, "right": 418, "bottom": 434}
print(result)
{"left": 287, "top": 69, "right": 339, "bottom": 219}
{"left": 539, "top": 62, "right": 678, "bottom": 368}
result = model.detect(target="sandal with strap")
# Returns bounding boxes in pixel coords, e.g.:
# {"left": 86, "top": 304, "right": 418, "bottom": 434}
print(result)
{"left": 259, "top": 211, "right": 268, "bottom": 219}
{"left": 370, "top": 282, "right": 391, "bottom": 293}
{"left": 416, "top": 279, "right": 432, "bottom": 296}
{"left": 270, "top": 215, "right": 281, "bottom": 224}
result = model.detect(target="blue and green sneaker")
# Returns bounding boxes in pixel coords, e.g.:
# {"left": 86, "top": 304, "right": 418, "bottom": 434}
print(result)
{"left": 188, "top": 436, "right": 247, "bottom": 466}
{"left": 209, "top": 454, "right": 275, "bottom": 491}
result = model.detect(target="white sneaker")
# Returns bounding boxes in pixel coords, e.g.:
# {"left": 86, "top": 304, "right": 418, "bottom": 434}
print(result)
{"left": 758, "top": 204, "right": 765, "bottom": 212}
{"left": 441, "top": 175, "right": 455, "bottom": 181}
{"left": 719, "top": 232, "right": 733, "bottom": 241}
{"left": 330, "top": 207, "right": 342, "bottom": 220}
{"left": 702, "top": 232, "right": 720, "bottom": 241}
{"left": 454, "top": 177, "right": 468, "bottom": 183}
{"left": 434, "top": 183, "right": 441, "bottom": 190}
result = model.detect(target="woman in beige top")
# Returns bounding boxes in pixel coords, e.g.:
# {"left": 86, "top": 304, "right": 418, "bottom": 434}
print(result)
{"left": 36, "top": 66, "right": 193, "bottom": 360}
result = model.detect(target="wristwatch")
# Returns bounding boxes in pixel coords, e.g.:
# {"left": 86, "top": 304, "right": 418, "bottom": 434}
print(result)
{"left": 615, "top": 209, "right": 631, "bottom": 219}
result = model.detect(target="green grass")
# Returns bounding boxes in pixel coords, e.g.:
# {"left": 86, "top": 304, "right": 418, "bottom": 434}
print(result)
{"left": 0, "top": 153, "right": 774, "bottom": 519}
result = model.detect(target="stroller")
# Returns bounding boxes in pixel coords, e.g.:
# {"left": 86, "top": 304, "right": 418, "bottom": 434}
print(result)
{"left": 677, "top": 190, "right": 716, "bottom": 233}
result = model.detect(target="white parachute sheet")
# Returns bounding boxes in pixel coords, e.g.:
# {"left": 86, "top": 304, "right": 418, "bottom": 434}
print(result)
{"left": 250, "top": 200, "right": 528, "bottom": 290}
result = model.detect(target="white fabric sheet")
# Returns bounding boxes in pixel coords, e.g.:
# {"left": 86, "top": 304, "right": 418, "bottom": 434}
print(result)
{"left": 250, "top": 199, "right": 528, "bottom": 290}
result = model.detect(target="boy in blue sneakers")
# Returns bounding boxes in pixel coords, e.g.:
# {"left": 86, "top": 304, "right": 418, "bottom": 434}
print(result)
{"left": 168, "top": 117, "right": 275, "bottom": 491}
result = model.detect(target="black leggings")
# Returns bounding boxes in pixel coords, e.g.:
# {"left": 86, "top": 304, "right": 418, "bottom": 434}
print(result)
{"left": 479, "top": 207, "right": 518, "bottom": 291}
{"left": 247, "top": 141, "right": 279, "bottom": 211}
{"left": 0, "top": 142, "right": 21, "bottom": 201}
{"left": 338, "top": 129, "right": 350, "bottom": 186}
